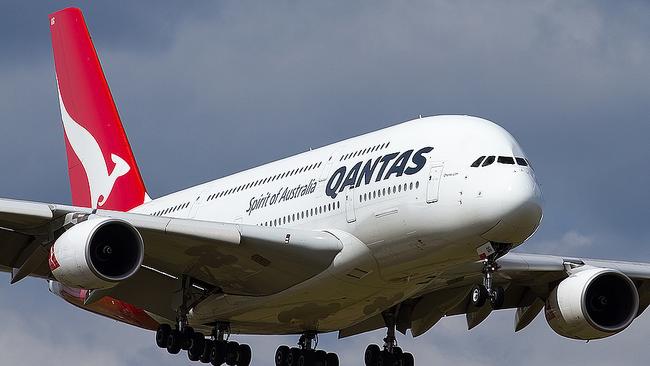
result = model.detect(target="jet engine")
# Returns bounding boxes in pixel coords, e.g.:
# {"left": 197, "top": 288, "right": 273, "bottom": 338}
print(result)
{"left": 49, "top": 216, "right": 144, "bottom": 290}
{"left": 545, "top": 267, "right": 639, "bottom": 340}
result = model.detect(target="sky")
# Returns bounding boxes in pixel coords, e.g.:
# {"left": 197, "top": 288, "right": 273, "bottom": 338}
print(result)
{"left": 0, "top": 0, "right": 649, "bottom": 365}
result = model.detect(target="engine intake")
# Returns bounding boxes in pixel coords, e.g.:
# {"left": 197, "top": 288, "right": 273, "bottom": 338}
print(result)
{"left": 49, "top": 216, "right": 144, "bottom": 289}
{"left": 545, "top": 267, "right": 639, "bottom": 340}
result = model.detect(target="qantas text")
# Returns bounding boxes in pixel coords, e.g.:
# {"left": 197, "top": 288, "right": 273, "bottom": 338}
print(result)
{"left": 326, "top": 147, "right": 433, "bottom": 199}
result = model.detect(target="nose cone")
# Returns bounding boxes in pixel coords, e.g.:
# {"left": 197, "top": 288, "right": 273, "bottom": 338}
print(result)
{"left": 480, "top": 170, "right": 543, "bottom": 244}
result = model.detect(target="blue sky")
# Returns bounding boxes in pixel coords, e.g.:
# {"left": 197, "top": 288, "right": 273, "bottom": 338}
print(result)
{"left": 1, "top": 1, "right": 649, "bottom": 365}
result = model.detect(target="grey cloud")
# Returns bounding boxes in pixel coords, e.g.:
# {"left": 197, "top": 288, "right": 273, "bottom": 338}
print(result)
{"left": 1, "top": 1, "right": 650, "bottom": 365}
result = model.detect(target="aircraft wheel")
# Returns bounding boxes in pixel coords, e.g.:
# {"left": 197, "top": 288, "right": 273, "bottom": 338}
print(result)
{"left": 200, "top": 340, "right": 214, "bottom": 363}
{"left": 166, "top": 329, "right": 184, "bottom": 354}
{"left": 365, "top": 344, "right": 381, "bottom": 366}
{"left": 402, "top": 352, "right": 414, "bottom": 366}
{"left": 225, "top": 341, "right": 240, "bottom": 366}
{"left": 275, "top": 345, "right": 290, "bottom": 366}
{"left": 237, "top": 344, "right": 252, "bottom": 366}
{"left": 188, "top": 332, "right": 206, "bottom": 361}
{"left": 313, "top": 350, "right": 327, "bottom": 366}
{"left": 155, "top": 324, "right": 171, "bottom": 348}
{"left": 470, "top": 284, "right": 488, "bottom": 307}
{"left": 211, "top": 340, "right": 227, "bottom": 366}
{"left": 298, "top": 349, "right": 314, "bottom": 366}
{"left": 325, "top": 353, "right": 339, "bottom": 366}
{"left": 181, "top": 327, "right": 195, "bottom": 350}
{"left": 287, "top": 347, "right": 301, "bottom": 366}
{"left": 490, "top": 286, "right": 505, "bottom": 309}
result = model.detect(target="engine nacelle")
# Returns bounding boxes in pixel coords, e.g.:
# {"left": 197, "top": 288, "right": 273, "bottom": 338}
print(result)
{"left": 545, "top": 267, "right": 639, "bottom": 340}
{"left": 49, "top": 216, "right": 144, "bottom": 290}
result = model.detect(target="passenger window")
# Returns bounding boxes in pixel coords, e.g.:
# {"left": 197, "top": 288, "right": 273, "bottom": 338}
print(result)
{"left": 497, "top": 156, "right": 515, "bottom": 165}
{"left": 482, "top": 156, "right": 496, "bottom": 167}
{"left": 471, "top": 156, "right": 486, "bottom": 167}
{"left": 515, "top": 157, "right": 528, "bottom": 166}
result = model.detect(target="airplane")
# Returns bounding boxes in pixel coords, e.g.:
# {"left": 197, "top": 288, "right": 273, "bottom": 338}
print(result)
{"left": 1, "top": 6, "right": 648, "bottom": 366}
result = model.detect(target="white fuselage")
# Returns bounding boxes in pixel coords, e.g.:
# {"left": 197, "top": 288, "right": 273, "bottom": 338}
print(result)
{"left": 132, "top": 115, "right": 543, "bottom": 334}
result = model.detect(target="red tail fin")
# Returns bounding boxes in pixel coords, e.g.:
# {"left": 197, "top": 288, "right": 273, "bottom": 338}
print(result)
{"left": 49, "top": 8, "right": 148, "bottom": 211}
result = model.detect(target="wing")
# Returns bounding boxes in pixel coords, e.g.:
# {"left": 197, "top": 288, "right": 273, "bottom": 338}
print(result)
{"left": 0, "top": 198, "right": 342, "bottom": 321}
{"left": 339, "top": 252, "right": 650, "bottom": 338}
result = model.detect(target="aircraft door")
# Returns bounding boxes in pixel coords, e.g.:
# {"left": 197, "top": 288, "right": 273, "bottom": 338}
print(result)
{"left": 319, "top": 146, "right": 345, "bottom": 183}
{"left": 426, "top": 163, "right": 444, "bottom": 203}
{"left": 189, "top": 187, "right": 211, "bottom": 218}
{"left": 344, "top": 185, "right": 356, "bottom": 223}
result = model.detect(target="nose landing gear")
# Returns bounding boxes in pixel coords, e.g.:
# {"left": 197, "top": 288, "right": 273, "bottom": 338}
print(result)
{"left": 470, "top": 242, "right": 511, "bottom": 309}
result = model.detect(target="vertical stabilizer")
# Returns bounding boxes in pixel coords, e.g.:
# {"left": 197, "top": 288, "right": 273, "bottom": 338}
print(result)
{"left": 49, "top": 8, "right": 148, "bottom": 211}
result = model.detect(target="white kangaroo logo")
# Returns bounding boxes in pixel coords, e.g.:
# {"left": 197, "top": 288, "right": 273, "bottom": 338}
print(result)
{"left": 57, "top": 90, "right": 130, "bottom": 208}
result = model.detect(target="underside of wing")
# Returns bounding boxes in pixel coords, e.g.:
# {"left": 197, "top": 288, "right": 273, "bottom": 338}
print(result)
{"left": 340, "top": 253, "right": 650, "bottom": 340}
{"left": 0, "top": 198, "right": 343, "bottom": 323}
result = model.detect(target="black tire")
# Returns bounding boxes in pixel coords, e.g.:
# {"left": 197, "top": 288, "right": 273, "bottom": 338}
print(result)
{"left": 402, "top": 353, "right": 414, "bottom": 366}
{"left": 365, "top": 344, "right": 381, "bottom": 366}
{"left": 298, "top": 350, "right": 314, "bottom": 366}
{"left": 156, "top": 324, "right": 171, "bottom": 348}
{"left": 166, "top": 329, "right": 183, "bottom": 354}
{"left": 376, "top": 352, "right": 385, "bottom": 366}
{"left": 225, "top": 341, "right": 240, "bottom": 366}
{"left": 325, "top": 353, "right": 339, "bottom": 366}
{"left": 275, "top": 345, "right": 290, "bottom": 366}
{"left": 182, "top": 327, "right": 195, "bottom": 350}
{"left": 314, "top": 350, "right": 327, "bottom": 366}
{"left": 490, "top": 286, "right": 506, "bottom": 309}
{"left": 211, "top": 340, "right": 227, "bottom": 366}
{"left": 470, "top": 284, "right": 488, "bottom": 307}
{"left": 201, "top": 341, "right": 214, "bottom": 364}
{"left": 188, "top": 333, "right": 206, "bottom": 362}
{"left": 287, "top": 348, "right": 301, "bottom": 366}
{"left": 237, "top": 344, "right": 252, "bottom": 366}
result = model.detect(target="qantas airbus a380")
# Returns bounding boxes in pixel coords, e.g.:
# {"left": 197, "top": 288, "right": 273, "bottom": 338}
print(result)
{"left": 1, "top": 7, "right": 648, "bottom": 366}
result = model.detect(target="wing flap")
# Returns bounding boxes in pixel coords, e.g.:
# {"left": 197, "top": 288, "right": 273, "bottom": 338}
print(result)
{"left": 0, "top": 199, "right": 54, "bottom": 230}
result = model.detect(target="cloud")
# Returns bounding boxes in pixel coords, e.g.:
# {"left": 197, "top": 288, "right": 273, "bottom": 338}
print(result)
{"left": 1, "top": 1, "right": 650, "bottom": 365}
{"left": 524, "top": 230, "right": 594, "bottom": 255}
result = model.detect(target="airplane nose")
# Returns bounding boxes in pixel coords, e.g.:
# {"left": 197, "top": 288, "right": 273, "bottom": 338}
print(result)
{"left": 479, "top": 170, "right": 543, "bottom": 244}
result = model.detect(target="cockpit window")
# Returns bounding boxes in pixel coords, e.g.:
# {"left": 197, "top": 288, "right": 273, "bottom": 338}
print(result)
{"left": 497, "top": 156, "right": 515, "bottom": 164}
{"left": 515, "top": 157, "right": 528, "bottom": 166}
{"left": 525, "top": 158, "right": 534, "bottom": 169}
{"left": 482, "top": 156, "right": 495, "bottom": 167}
{"left": 471, "top": 156, "right": 486, "bottom": 167}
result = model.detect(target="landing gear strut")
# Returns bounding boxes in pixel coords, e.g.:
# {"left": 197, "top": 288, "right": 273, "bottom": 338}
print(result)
{"left": 275, "top": 332, "right": 339, "bottom": 366}
{"left": 365, "top": 308, "right": 414, "bottom": 366}
{"left": 470, "top": 242, "right": 511, "bottom": 309}
{"left": 154, "top": 276, "right": 251, "bottom": 365}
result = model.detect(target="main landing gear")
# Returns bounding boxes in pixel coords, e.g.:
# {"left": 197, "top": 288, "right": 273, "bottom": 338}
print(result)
{"left": 156, "top": 322, "right": 251, "bottom": 366}
{"left": 365, "top": 309, "right": 414, "bottom": 366}
{"left": 155, "top": 276, "right": 251, "bottom": 365}
{"left": 470, "top": 242, "right": 511, "bottom": 309}
{"left": 275, "top": 332, "right": 339, "bottom": 366}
